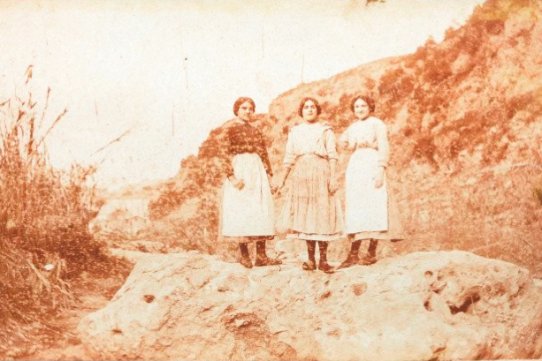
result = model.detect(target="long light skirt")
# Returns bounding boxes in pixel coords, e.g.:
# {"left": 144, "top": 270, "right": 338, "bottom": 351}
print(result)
{"left": 277, "top": 154, "right": 343, "bottom": 241}
{"left": 220, "top": 153, "right": 275, "bottom": 241}
{"left": 345, "top": 148, "right": 388, "bottom": 235}
{"left": 345, "top": 148, "right": 404, "bottom": 241}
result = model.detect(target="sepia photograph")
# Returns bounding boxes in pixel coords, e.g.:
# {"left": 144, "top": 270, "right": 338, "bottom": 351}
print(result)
{"left": 1, "top": 0, "right": 541, "bottom": 360}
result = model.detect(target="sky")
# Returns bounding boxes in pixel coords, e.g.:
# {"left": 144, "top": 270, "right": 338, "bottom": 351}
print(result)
{"left": 0, "top": 0, "right": 485, "bottom": 190}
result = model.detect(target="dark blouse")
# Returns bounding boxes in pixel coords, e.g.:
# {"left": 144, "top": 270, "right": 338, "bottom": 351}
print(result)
{"left": 223, "top": 121, "right": 272, "bottom": 178}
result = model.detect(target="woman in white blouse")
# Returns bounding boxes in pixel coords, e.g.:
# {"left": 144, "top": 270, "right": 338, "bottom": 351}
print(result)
{"left": 338, "top": 95, "right": 391, "bottom": 268}
{"left": 276, "top": 97, "right": 343, "bottom": 273}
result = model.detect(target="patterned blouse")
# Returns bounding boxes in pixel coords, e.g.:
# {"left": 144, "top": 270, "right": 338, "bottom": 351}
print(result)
{"left": 223, "top": 120, "right": 273, "bottom": 177}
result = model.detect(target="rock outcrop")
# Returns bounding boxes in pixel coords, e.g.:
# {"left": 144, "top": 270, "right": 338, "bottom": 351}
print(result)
{"left": 79, "top": 250, "right": 542, "bottom": 360}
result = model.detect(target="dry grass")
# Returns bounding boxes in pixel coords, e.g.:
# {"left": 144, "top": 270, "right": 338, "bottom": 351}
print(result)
{"left": 0, "top": 81, "right": 118, "bottom": 355}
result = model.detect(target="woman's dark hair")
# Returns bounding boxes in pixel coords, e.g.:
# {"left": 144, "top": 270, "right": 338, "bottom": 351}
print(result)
{"left": 298, "top": 97, "right": 322, "bottom": 117}
{"left": 350, "top": 95, "right": 375, "bottom": 114}
{"left": 233, "top": 97, "right": 256, "bottom": 116}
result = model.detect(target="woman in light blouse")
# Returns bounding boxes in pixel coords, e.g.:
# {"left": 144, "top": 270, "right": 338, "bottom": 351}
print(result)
{"left": 276, "top": 97, "right": 343, "bottom": 273}
{"left": 338, "top": 95, "right": 391, "bottom": 268}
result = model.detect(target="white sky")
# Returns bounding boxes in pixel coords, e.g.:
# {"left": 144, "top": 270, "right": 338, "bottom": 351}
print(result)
{"left": 0, "top": 0, "right": 484, "bottom": 189}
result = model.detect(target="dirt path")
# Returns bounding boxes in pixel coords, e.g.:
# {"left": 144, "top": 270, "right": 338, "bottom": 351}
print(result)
{"left": 12, "top": 266, "right": 130, "bottom": 361}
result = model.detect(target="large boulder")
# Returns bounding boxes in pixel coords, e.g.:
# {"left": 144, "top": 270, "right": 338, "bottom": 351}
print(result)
{"left": 78, "top": 250, "right": 542, "bottom": 361}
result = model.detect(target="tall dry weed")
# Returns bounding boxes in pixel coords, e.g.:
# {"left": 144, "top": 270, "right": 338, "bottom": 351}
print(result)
{"left": 0, "top": 78, "right": 114, "bottom": 355}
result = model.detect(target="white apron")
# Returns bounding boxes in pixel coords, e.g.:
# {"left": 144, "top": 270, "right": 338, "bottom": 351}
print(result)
{"left": 344, "top": 148, "right": 388, "bottom": 234}
{"left": 221, "top": 153, "right": 274, "bottom": 237}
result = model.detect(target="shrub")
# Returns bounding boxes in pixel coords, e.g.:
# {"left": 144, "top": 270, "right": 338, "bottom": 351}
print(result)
{"left": 0, "top": 80, "right": 114, "bottom": 354}
{"left": 534, "top": 187, "right": 542, "bottom": 206}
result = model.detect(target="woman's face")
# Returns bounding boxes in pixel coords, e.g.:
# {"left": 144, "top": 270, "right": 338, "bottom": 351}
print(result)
{"left": 237, "top": 101, "right": 254, "bottom": 122}
{"left": 354, "top": 98, "right": 371, "bottom": 120}
{"left": 302, "top": 100, "right": 318, "bottom": 122}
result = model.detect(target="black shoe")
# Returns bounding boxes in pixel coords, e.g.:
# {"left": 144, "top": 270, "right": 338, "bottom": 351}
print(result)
{"left": 318, "top": 260, "right": 335, "bottom": 274}
{"left": 359, "top": 256, "right": 377, "bottom": 265}
{"left": 302, "top": 260, "right": 316, "bottom": 271}
{"left": 240, "top": 257, "right": 253, "bottom": 269}
{"left": 338, "top": 254, "right": 359, "bottom": 269}
{"left": 255, "top": 256, "right": 282, "bottom": 267}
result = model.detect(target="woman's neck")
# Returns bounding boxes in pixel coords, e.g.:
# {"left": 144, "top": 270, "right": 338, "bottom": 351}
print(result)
{"left": 236, "top": 118, "right": 250, "bottom": 125}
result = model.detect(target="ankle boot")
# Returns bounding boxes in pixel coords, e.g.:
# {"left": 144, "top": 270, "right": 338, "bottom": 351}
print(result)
{"left": 302, "top": 240, "right": 316, "bottom": 271}
{"left": 317, "top": 241, "right": 334, "bottom": 273}
{"left": 255, "top": 240, "right": 282, "bottom": 266}
{"left": 239, "top": 243, "right": 252, "bottom": 269}
{"left": 339, "top": 240, "right": 361, "bottom": 269}
{"left": 360, "top": 239, "right": 378, "bottom": 265}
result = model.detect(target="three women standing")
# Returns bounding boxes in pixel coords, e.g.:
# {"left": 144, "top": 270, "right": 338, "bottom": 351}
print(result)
{"left": 220, "top": 94, "right": 396, "bottom": 271}
{"left": 220, "top": 97, "right": 281, "bottom": 268}
{"left": 276, "top": 97, "right": 343, "bottom": 273}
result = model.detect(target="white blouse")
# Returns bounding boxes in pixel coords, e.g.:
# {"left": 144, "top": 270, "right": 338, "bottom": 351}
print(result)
{"left": 339, "top": 116, "right": 389, "bottom": 168}
{"left": 283, "top": 122, "right": 338, "bottom": 166}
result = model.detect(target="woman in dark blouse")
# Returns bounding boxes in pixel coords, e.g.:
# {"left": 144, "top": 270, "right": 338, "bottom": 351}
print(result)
{"left": 220, "top": 97, "right": 281, "bottom": 268}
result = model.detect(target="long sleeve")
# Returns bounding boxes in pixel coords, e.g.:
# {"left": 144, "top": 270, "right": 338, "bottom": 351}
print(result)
{"left": 256, "top": 131, "right": 273, "bottom": 177}
{"left": 324, "top": 129, "right": 338, "bottom": 160}
{"left": 376, "top": 120, "right": 389, "bottom": 168}
{"left": 339, "top": 127, "right": 354, "bottom": 150}
{"left": 221, "top": 127, "right": 234, "bottom": 178}
{"left": 283, "top": 131, "right": 296, "bottom": 166}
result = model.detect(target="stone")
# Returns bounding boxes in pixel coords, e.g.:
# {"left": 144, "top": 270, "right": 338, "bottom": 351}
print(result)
{"left": 78, "top": 251, "right": 542, "bottom": 361}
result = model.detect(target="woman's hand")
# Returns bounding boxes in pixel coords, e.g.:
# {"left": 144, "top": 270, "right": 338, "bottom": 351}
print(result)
{"left": 374, "top": 167, "right": 385, "bottom": 188}
{"left": 229, "top": 176, "right": 245, "bottom": 190}
{"left": 338, "top": 140, "right": 351, "bottom": 151}
{"left": 328, "top": 177, "right": 339, "bottom": 195}
{"left": 272, "top": 166, "right": 291, "bottom": 195}
{"left": 271, "top": 178, "right": 284, "bottom": 195}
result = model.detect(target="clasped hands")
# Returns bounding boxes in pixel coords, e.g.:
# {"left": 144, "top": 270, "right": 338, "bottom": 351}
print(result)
{"left": 271, "top": 178, "right": 284, "bottom": 195}
{"left": 270, "top": 177, "right": 339, "bottom": 195}
{"left": 229, "top": 175, "right": 284, "bottom": 194}
{"left": 230, "top": 173, "right": 380, "bottom": 194}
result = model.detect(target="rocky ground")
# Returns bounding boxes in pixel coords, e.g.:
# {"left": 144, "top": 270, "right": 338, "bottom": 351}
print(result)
{"left": 7, "top": 231, "right": 542, "bottom": 361}
{"left": 78, "top": 249, "right": 542, "bottom": 361}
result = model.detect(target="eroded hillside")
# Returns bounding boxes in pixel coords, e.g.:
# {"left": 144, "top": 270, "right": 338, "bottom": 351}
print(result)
{"left": 140, "top": 0, "right": 542, "bottom": 272}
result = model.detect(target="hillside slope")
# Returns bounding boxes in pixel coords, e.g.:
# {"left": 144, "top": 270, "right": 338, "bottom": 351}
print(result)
{"left": 145, "top": 0, "right": 542, "bottom": 272}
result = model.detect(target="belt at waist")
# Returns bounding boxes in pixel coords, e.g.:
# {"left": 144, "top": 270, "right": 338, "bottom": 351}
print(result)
{"left": 355, "top": 144, "right": 378, "bottom": 151}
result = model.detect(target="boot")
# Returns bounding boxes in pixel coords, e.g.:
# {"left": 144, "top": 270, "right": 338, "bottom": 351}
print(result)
{"left": 254, "top": 240, "right": 282, "bottom": 266}
{"left": 239, "top": 243, "right": 252, "bottom": 269}
{"left": 360, "top": 239, "right": 378, "bottom": 265}
{"left": 317, "top": 241, "right": 334, "bottom": 274}
{"left": 302, "top": 240, "right": 316, "bottom": 271}
{"left": 338, "top": 240, "right": 361, "bottom": 269}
